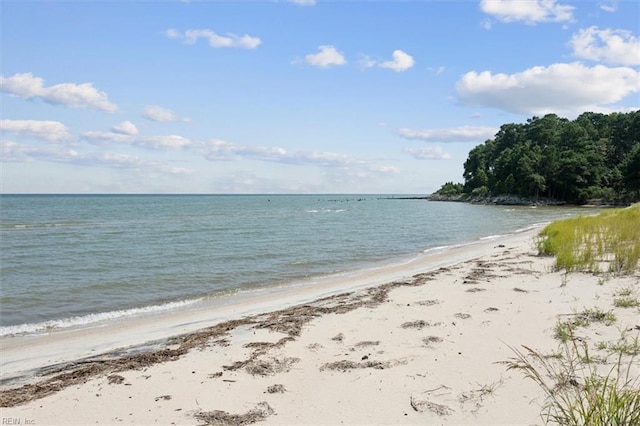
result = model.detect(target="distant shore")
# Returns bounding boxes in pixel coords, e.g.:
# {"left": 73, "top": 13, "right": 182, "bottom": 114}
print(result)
{"left": 2, "top": 227, "right": 638, "bottom": 424}
{"left": 387, "top": 193, "right": 629, "bottom": 207}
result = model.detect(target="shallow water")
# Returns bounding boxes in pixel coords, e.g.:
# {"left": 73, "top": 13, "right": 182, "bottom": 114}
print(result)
{"left": 0, "top": 194, "right": 595, "bottom": 335}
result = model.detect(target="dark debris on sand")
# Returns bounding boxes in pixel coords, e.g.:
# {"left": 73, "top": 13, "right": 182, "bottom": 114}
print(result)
{"left": 195, "top": 401, "right": 274, "bottom": 426}
{"left": 0, "top": 268, "right": 447, "bottom": 408}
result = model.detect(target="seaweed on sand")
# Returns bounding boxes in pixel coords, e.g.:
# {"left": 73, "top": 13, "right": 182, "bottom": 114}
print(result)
{"left": 195, "top": 401, "right": 274, "bottom": 426}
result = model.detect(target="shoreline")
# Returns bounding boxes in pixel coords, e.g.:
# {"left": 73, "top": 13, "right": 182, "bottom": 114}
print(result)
{"left": 0, "top": 218, "right": 554, "bottom": 339}
{"left": 0, "top": 229, "right": 537, "bottom": 389}
{"left": 2, "top": 226, "right": 638, "bottom": 425}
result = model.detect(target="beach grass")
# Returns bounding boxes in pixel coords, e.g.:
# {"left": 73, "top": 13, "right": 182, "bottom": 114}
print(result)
{"left": 553, "top": 308, "right": 616, "bottom": 343}
{"left": 536, "top": 204, "right": 640, "bottom": 274}
{"left": 511, "top": 206, "right": 640, "bottom": 423}
{"left": 504, "top": 334, "right": 640, "bottom": 426}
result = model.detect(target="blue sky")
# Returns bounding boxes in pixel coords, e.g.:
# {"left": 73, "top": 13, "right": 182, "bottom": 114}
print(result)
{"left": 2, "top": 0, "right": 639, "bottom": 194}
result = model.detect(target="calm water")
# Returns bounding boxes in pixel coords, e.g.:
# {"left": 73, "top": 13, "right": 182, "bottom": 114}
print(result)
{"left": 0, "top": 194, "right": 592, "bottom": 335}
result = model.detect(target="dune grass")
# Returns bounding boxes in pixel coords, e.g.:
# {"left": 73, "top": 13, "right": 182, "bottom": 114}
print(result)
{"left": 537, "top": 204, "right": 640, "bottom": 274}
{"left": 504, "top": 334, "right": 640, "bottom": 426}
{"left": 509, "top": 206, "right": 640, "bottom": 423}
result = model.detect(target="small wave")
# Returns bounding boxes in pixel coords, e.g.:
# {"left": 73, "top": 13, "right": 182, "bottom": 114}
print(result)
{"left": 423, "top": 245, "right": 451, "bottom": 254}
{"left": 513, "top": 222, "right": 548, "bottom": 233}
{"left": 306, "top": 208, "right": 346, "bottom": 213}
{"left": 0, "top": 298, "right": 202, "bottom": 337}
{"left": 479, "top": 234, "right": 503, "bottom": 240}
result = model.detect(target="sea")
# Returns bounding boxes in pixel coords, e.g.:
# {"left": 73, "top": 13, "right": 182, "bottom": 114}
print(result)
{"left": 0, "top": 194, "right": 595, "bottom": 337}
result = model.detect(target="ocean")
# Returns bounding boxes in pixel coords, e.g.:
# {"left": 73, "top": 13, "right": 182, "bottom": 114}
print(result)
{"left": 0, "top": 194, "right": 592, "bottom": 336}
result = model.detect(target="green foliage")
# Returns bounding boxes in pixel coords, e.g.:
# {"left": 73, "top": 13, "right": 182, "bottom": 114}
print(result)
{"left": 503, "top": 335, "right": 640, "bottom": 426}
{"left": 434, "top": 181, "right": 464, "bottom": 196}
{"left": 612, "top": 286, "right": 640, "bottom": 309}
{"left": 613, "top": 297, "right": 640, "bottom": 309}
{"left": 536, "top": 204, "right": 640, "bottom": 274}
{"left": 460, "top": 111, "right": 640, "bottom": 203}
{"left": 554, "top": 308, "right": 616, "bottom": 343}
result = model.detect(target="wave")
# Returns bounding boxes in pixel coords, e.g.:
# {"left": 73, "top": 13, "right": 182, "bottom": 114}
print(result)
{"left": 306, "top": 209, "right": 347, "bottom": 213}
{"left": 0, "top": 298, "right": 203, "bottom": 337}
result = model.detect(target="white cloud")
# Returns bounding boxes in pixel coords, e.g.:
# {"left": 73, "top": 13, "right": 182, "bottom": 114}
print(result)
{"left": 290, "top": 0, "right": 316, "bottom": 5}
{"left": 398, "top": 126, "right": 498, "bottom": 142}
{"left": 202, "top": 139, "right": 284, "bottom": 161}
{"left": 1, "top": 141, "right": 79, "bottom": 163}
{"left": 141, "top": 135, "right": 192, "bottom": 149}
{"left": 293, "top": 150, "right": 360, "bottom": 166}
{"left": 405, "top": 147, "right": 451, "bottom": 160}
{"left": 434, "top": 66, "right": 446, "bottom": 75}
{"left": 480, "top": 0, "right": 574, "bottom": 24}
{"left": 166, "top": 28, "right": 261, "bottom": 49}
{"left": 370, "top": 165, "right": 400, "bottom": 174}
{"left": 2, "top": 139, "right": 192, "bottom": 175}
{"left": 142, "top": 105, "right": 190, "bottom": 122}
{"left": 201, "top": 139, "right": 359, "bottom": 166}
{"left": 112, "top": 121, "right": 138, "bottom": 136}
{"left": 83, "top": 130, "right": 193, "bottom": 150}
{"left": 304, "top": 45, "right": 347, "bottom": 68}
{"left": 82, "top": 131, "right": 135, "bottom": 144}
{"left": 571, "top": 27, "right": 640, "bottom": 66}
{"left": 599, "top": 1, "right": 618, "bottom": 12}
{"left": 0, "top": 119, "right": 72, "bottom": 142}
{"left": 0, "top": 73, "right": 118, "bottom": 112}
{"left": 88, "top": 153, "right": 191, "bottom": 174}
{"left": 456, "top": 62, "right": 640, "bottom": 116}
{"left": 360, "top": 50, "right": 415, "bottom": 72}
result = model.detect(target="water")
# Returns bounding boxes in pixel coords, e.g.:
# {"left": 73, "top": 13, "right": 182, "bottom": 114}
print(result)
{"left": 0, "top": 194, "right": 593, "bottom": 336}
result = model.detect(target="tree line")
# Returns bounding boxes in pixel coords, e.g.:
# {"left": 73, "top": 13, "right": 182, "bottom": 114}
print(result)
{"left": 436, "top": 111, "right": 640, "bottom": 204}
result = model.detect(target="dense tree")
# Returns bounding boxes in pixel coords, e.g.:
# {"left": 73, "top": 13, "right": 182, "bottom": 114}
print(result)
{"left": 450, "top": 111, "right": 640, "bottom": 204}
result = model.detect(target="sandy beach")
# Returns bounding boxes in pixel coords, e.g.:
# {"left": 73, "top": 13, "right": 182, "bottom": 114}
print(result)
{"left": 1, "top": 227, "right": 639, "bottom": 425}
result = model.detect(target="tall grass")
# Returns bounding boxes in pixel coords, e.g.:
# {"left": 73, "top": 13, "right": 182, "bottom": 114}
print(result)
{"left": 537, "top": 204, "right": 640, "bottom": 274}
{"left": 503, "top": 336, "right": 640, "bottom": 425}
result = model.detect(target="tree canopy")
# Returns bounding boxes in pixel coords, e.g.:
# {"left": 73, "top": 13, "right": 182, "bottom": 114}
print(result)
{"left": 438, "top": 111, "right": 640, "bottom": 204}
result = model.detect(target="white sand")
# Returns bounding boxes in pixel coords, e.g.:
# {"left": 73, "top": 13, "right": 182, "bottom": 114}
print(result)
{"left": 1, "top": 228, "right": 639, "bottom": 425}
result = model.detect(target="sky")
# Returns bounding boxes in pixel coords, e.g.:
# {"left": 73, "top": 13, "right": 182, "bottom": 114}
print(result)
{"left": 1, "top": 0, "right": 639, "bottom": 194}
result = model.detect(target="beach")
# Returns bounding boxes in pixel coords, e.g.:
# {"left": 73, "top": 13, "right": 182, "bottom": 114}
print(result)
{"left": 1, "top": 227, "right": 639, "bottom": 425}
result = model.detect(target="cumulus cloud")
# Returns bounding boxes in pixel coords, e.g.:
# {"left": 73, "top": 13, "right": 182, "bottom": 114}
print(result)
{"left": 0, "top": 73, "right": 118, "bottom": 112}
{"left": 303, "top": 45, "right": 347, "bottom": 68}
{"left": 456, "top": 62, "right": 640, "bottom": 116}
{"left": 397, "top": 126, "right": 498, "bottom": 142}
{"left": 0, "top": 119, "right": 72, "bottom": 142}
{"left": 166, "top": 28, "right": 261, "bottom": 49}
{"left": 405, "top": 147, "right": 451, "bottom": 160}
{"left": 362, "top": 50, "right": 415, "bottom": 72}
{"left": 571, "top": 27, "right": 640, "bottom": 66}
{"left": 112, "top": 121, "right": 138, "bottom": 136}
{"left": 380, "top": 50, "right": 415, "bottom": 72}
{"left": 142, "top": 105, "right": 190, "bottom": 122}
{"left": 480, "top": 0, "right": 574, "bottom": 24}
